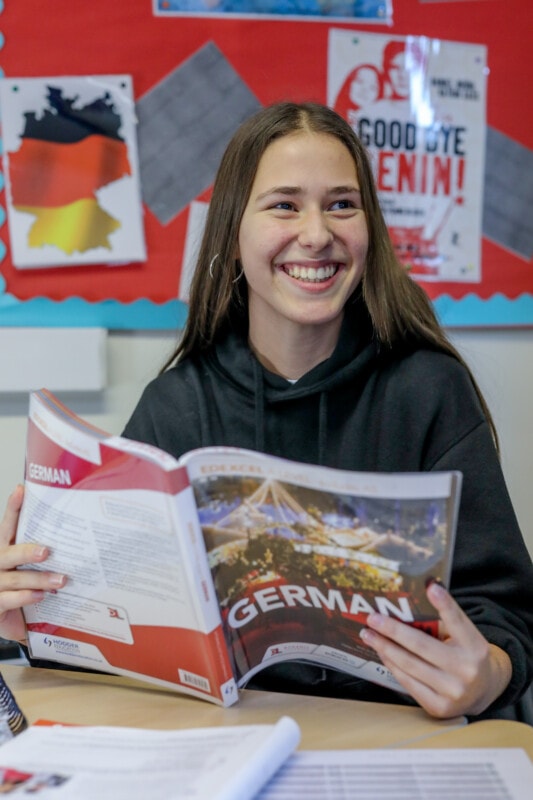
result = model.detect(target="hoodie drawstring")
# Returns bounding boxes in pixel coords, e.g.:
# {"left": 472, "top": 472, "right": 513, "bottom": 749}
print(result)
{"left": 317, "top": 391, "right": 328, "bottom": 466}
{"left": 252, "top": 358, "right": 265, "bottom": 453}
{"left": 189, "top": 368, "right": 212, "bottom": 448}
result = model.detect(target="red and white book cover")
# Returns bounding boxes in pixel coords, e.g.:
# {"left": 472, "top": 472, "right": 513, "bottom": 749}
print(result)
{"left": 18, "top": 389, "right": 237, "bottom": 707}
{"left": 18, "top": 390, "right": 461, "bottom": 702}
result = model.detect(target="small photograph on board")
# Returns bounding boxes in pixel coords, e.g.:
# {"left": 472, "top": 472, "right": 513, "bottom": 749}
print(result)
{"left": 153, "top": 0, "right": 392, "bottom": 22}
{"left": 0, "top": 75, "right": 146, "bottom": 269}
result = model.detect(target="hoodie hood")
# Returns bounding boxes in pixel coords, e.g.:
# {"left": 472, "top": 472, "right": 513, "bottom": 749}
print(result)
{"left": 212, "top": 292, "right": 379, "bottom": 401}
{"left": 204, "top": 293, "right": 381, "bottom": 463}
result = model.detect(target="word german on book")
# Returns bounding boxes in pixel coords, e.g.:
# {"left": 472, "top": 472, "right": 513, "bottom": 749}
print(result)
{"left": 17, "top": 389, "right": 462, "bottom": 707}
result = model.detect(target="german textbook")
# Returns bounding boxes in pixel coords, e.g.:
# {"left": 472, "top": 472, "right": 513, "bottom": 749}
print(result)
{"left": 17, "top": 389, "right": 461, "bottom": 707}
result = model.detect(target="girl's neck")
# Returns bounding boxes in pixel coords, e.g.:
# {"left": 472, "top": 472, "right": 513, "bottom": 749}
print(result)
{"left": 248, "top": 316, "right": 342, "bottom": 381}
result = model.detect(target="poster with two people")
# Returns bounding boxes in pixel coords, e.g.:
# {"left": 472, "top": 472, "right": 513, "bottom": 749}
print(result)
{"left": 328, "top": 30, "right": 487, "bottom": 283}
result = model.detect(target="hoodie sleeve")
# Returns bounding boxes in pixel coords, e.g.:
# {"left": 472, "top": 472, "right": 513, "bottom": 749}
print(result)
{"left": 431, "top": 420, "right": 533, "bottom": 712}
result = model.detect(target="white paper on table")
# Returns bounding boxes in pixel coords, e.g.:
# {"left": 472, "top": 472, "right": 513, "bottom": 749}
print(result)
{"left": 257, "top": 747, "right": 533, "bottom": 799}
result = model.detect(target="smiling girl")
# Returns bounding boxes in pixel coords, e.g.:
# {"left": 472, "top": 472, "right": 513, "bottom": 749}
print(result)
{"left": 1, "top": 102, "right": 532, "bottom": 720}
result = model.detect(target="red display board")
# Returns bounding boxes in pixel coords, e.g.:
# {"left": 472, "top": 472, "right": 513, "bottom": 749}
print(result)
{"left": 0, "top": 0, "right": 531, "bottom": 327}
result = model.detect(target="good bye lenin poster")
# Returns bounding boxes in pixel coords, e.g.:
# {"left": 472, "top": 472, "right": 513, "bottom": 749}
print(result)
{"left": 328, "top": 30, "right": 487, "bottom": 284}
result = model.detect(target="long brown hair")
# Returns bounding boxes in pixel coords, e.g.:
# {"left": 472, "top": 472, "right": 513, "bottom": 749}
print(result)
{"left": 162, "top": 101, "right": 498, "bottom": 448}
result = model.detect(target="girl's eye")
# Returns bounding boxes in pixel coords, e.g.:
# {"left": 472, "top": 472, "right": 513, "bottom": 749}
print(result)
{"left": 330, "top": 199, "right": 355, "bottom": 211}
{"left": 273, "top": 201, "right": 295, "bottom": 211}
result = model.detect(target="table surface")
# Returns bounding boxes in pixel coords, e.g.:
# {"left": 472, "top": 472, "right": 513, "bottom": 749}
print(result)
{"left": 2, "top": 664, "right": 532, "bottom": 757}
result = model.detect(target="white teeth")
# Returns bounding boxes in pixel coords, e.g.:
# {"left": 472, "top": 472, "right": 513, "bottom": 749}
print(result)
{"left": 285, "top": 264, "right": 338, "bottom": 282}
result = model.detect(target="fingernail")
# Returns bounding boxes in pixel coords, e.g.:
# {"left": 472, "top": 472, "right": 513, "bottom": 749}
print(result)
{"left": 49, "top": 574, "right": 66, "bottom": 587}
{"left": 425, "top": 576, "right": 444, "bottom": 589}
{"left": 34, "top": 546, "right": 48, "bottom": 559}
{"left": 427, "top": 578, "right": 446, "bottom": 598}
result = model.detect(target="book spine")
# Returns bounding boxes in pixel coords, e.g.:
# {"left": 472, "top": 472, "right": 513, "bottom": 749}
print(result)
{"left": 0, "top": 671, "right": 28, "bottom": 742}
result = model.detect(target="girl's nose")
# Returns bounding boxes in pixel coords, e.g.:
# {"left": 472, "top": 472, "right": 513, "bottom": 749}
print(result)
{"left": 297, "top": 210, "right": 333, "bottom": 250}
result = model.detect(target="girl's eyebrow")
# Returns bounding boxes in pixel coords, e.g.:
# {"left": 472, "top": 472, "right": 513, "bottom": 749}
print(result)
{"left": 256, "top": 186, "right": 301, "bottom": 200}
{"left": 256, "top": 185, "right": 361, "bottom": 200}
{"left": 329, "top": 185, "right": 362, "bottom": 196}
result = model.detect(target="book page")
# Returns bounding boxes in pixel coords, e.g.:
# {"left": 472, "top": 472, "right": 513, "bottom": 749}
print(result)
{"left": 181, "top": 447, "right": 461, "bottom": 692}
{"left": 257, "top": 748, "right": 533, "bottom": 800}
{"left": 0, "top": 717, "right": 300, "bottom": 799}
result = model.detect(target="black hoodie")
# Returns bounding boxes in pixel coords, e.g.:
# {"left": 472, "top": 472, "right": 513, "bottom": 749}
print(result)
{"left": 123, "top": 303, "right": 533, "bottom": 715}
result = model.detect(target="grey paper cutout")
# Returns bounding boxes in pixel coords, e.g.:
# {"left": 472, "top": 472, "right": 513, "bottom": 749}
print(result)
{"left": 483, "top": 126, "right": 533, "bottom": 260}
{"left": 136, "top": 42, "right": 261, "bottom": 225}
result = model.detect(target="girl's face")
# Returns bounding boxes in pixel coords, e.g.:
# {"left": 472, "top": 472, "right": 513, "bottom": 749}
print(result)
{"left": 388, "top": 52, "right": 410, "bottom": 98}
{"left": 237, "top": 131, "right": 368, "bottom": 347}
{"left": 349, "top": 68, "right": 380, "bottom": 107}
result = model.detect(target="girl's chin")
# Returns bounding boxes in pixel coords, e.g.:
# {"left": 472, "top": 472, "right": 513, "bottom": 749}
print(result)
{"left": 279, "top": 304, "right": 346, "bottom": 328}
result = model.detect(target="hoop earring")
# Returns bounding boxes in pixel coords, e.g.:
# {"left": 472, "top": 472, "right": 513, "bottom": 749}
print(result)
{"left": 232, "top": 265, "right": 244, "bottom": 284}
{"left": 209, "top": 253, "right": 219, "bottom": 279}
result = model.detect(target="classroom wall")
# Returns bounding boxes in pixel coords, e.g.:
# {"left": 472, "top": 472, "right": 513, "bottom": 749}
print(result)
{"left": 0, "top": 327, "right": 531, "bottom": 557}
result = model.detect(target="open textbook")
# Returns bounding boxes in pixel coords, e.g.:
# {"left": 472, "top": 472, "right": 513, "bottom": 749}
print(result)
{"left": 0, "top": 716, "right": 301, "bottom": 800}
{"left": 0, "top": 721, "right": 531, "bottom": 800}
{"left": 16, "top": 389, "right": 462, "bottom": 707}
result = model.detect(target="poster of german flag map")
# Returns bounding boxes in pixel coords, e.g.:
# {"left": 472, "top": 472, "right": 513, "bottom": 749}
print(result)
{"left": 1, "top": 76, "right": 146, "bottom": 269}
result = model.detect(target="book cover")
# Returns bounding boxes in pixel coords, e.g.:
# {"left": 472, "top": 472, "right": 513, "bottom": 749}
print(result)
{"left": 18, "top": 390, "right": 237, "bottom": 706}
{"left": 17, "top": 389, "right": 461, "bottom": 703}
{"left": 182, "top": 447, "right": 461, "bottom": 692}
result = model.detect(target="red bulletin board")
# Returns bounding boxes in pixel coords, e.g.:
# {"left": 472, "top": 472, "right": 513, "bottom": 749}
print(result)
{"left": 0, "top": 0, "right": 531, "bottom": 328}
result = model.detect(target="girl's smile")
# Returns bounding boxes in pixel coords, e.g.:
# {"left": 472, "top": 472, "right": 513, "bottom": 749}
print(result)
{"left": 281, "top": 261, "right": 339, "bottom": 284}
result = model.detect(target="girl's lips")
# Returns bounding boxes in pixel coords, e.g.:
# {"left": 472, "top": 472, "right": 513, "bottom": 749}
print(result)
{"left": 281, "top": 263, "right": 340, "bottom": 283}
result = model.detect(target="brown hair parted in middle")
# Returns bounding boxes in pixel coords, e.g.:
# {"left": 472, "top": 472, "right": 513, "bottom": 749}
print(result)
{"left": 162, "top": 101, "right": 498, "bottom": 447}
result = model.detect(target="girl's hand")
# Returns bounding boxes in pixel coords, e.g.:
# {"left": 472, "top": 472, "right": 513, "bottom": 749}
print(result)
{"left": 0, "top": 485, "right": 66, "bottom": 644}
{"left": 361, "top": 579, "right": 512, "bottom": 718}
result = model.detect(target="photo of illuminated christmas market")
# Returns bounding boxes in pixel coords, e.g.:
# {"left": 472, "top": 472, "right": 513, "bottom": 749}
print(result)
{"left": 191, "top": 471, "right": 455, "bottom": 681}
